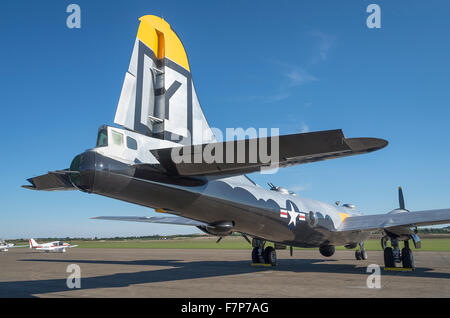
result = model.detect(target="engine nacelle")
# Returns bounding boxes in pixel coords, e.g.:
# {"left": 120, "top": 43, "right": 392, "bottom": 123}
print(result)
{"left": 319, "top": 244, "right": 335, "bottom": 257}
{"left": 197, "top": 221, "right": 234, "bottom": 236}
{"left": 388, "top": 208, "right": 409, "bottom": 214}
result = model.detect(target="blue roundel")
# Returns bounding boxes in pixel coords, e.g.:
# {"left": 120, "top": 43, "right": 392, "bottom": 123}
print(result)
{"left": 285, "top": 200, "right": 300, "bottom": 212}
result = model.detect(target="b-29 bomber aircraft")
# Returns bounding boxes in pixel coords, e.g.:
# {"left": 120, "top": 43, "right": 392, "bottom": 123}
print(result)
{"left": 24, "top": 15, "right": 450, "bottom": 269}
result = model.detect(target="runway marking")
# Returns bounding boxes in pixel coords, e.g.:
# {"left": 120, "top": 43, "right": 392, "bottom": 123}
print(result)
{"left": 346, "top": 286, "right": 383, "bottom": 289}
{"left": 383, "top": 267, "right": 414, "bottom": 272}
{"left": 250, "top": 263, "right": 276, "bottom": 268}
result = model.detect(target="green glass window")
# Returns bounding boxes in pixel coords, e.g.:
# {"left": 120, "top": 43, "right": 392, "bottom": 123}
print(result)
{"left": 96, "top": 128, "right": 108, "bottom": 147}
{"left": 111, "top": 130, "right": 124, "bottom": 146}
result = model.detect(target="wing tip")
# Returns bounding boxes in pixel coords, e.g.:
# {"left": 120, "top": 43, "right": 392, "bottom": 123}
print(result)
{"left": 22, "top": 185, "right": 36, "bottom": 190}
{"left": 345, "top": 137, "right": 388, "bottom": 154}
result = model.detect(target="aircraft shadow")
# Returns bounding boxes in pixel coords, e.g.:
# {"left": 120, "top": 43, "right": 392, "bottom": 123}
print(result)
{"left": 0, "top": 257, "right": 449, "bottom": 297}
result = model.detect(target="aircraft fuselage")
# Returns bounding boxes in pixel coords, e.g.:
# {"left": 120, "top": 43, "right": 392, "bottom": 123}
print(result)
{"left": 72, "top": 149, "right": 369, "bottom": 248}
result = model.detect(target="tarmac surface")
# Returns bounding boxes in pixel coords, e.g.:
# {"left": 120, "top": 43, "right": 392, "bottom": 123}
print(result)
{"left": 0, "top": 248, "right": 449, "bottom": 297}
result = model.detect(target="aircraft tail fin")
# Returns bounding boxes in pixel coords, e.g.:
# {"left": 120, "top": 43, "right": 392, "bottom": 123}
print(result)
{"left": 29, "top": 238, "right": 38, "bottom": 248}
{"left": 114, "top": 15, "right": 216, "bottom": 146}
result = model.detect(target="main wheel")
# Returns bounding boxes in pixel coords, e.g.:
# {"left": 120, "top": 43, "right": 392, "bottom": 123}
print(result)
{"left": 355, "top": 250, "right": 362, "bottom": 260}
{"left": 384, "top": 247, "right": 395, "bottom": 268}
{"left": 263, "top": 246, "right": 277, "bottom": 266}
{"left": 401, "top": 247, "right": 414, "bottom": 269}
{"left": 251, "top": 247, "right": 260, "bottom": 263}
{"left": 361, "top": 250, "right": 368, "bottom": 260}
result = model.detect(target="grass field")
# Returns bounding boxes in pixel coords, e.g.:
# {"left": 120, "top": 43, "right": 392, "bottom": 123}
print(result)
{"left": 63, "top": 236, "right": 450, "bottom": 251}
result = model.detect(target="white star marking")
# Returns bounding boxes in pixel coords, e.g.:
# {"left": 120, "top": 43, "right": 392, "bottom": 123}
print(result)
{"left": 287, "top": 209, "right": 300, "bottom": 226}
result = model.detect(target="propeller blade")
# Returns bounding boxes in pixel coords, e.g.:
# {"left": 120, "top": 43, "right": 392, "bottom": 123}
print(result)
{"left": 216, "top": 237, "right": 223, "bottom": 243}
{"left": 398, "top": 186, "right": 405, "bottom": 210}
{"left": 290, "top": 245, "right": 293, "bottom": 257}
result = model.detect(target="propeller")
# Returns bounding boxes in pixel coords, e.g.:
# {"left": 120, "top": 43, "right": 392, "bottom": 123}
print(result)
{"left": 389, "top": 186, "right": 409, "bottom": 214}
{"left": 216, "top": 237, "right": 223, "bottom": 243}
{"left": 398, "top": 186, "right": 405, "bottom": 210}
{"left": 290, "top": 245, "right": 293, "bottom": 257}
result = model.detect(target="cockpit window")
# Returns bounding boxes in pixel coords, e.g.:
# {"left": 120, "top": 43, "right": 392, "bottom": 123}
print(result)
{"left": 96, "top": 128, "right": 108, "bottom": 147}
{"left": 111, "top": 130, "right": 124, "bottom": 146}
{"left": 126, "top": 136, "right": 138, "bottom": 150}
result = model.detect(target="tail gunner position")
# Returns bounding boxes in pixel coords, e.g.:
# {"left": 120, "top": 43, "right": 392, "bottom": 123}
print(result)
{"left": 24, "top": 15, "right": 450, "bottom": 269}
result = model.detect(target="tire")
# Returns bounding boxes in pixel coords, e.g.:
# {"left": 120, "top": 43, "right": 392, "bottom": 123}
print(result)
{"left": 263, "top": 246, "right": 277, "bottom": 266}
{"left": 401, "top": 248, "right": 414, "bottom": 269}
{"left": 252, "top": 247, "right": 260, "bottom": 263}
{"left": 384, "top": 247, "right": 395, "bottom": 268}
{"left": 361, "top": 250, "right": 368, "bottom": 260}
{"left": 355, "top": 250, "right": 362, "bottom": 260}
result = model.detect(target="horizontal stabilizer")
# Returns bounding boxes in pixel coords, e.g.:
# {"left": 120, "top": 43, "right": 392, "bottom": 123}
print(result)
{"left": 91, "top": 216, "right": 207, "bottom": 227}
{"left": 150, "top": 129, "right": 388, "bottom": 176}
{"left": 338, "top": 208, "right": 450, "bottom": 232}
{"left": 22, "top": 171, "right": 75, "bottom": 191}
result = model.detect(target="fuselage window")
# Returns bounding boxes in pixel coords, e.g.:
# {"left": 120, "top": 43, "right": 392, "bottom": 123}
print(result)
{"left": 126, "top": 136, "right": 138, "bottom": 150}
{"left": 96, "top": 128, "right": 108, "bottom": 147}
{"left": 111, "top": 130, "right": 124, "bottom": 146}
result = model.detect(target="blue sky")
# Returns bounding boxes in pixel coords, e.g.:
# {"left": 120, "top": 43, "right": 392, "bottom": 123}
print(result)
{"left": 1, "top": 1, "right": 450, "bottom": 238}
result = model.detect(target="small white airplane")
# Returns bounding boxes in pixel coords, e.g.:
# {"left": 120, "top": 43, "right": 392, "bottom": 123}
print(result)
{"left": 0, "top": 239, "right": 26, "bottom": 252}
{"left": 29, "top": 238, "right": 78, "bottom": 253}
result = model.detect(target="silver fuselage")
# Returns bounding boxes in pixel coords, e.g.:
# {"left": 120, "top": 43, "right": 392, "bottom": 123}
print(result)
{"left": 73, "top": 149, "right": 369, "bottom": 248}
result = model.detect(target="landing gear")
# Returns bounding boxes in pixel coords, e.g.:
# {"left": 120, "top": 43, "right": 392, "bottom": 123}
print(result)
{"left": 391, "top": 238, "right": 401, "bottom": 264}
{"left": 355, "top": 249, "right": 368, "bottom": 260}
{"left": 355, "top": 242, "right": 368, "bottom": 260}
{"left": 263, "top": 246, "right": 277, "bottom": 266}
{"left": 381, "top": 187, "right": 416, "bottom": 270}
{"left": 382, "top": 236, "right": 415, "bottom": 270}
{"left": 251, "top": 247, "right": 261, "bottom": 263}
{"left": 383, "top": 247, "right": 395, "bottom": 268}
{"left": 251, "top": 238, "right": 277, "bottom": 266}
{"left": 401, "top": 241, "right": 414, "bottom": 269}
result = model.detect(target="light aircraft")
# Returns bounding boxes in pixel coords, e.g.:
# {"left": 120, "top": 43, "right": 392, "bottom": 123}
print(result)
{"left": 24, "top": 15, "right": 450, "bottom": 269}
{"left": 29, "top": 238, "right": 77, "bottom": 253}
{"left": 0, "top": 240, "right": 26, "bottom": 252}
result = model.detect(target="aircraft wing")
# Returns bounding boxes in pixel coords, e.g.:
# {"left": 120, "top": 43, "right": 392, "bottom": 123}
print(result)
{"left": 150, "top": 129, "right": 388, "bottom": 177}
{"left": 22, "top": 170, "right": 75, "bottom": 191}
{"left": 337, "top": 208, "right": 450, "bottom": 233}
{"left": 91, "top": 216, "right": 207, "bottom": 227}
